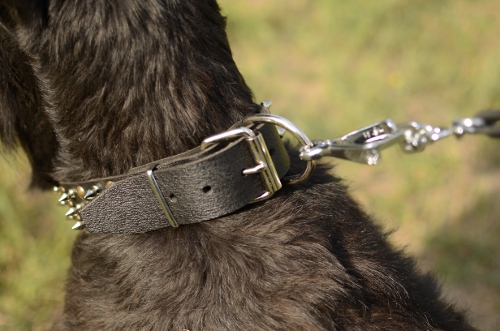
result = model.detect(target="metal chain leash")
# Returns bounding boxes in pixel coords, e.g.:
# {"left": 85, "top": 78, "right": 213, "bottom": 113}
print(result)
{"left": 298, "top": 109, "right": 500, "bottom": 166}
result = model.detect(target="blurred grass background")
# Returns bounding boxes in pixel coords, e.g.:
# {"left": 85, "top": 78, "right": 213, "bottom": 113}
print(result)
{"left": 0, "top": 0, "right": 499, "bottom": 330}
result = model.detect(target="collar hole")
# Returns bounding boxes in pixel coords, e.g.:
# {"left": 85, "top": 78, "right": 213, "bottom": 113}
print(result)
{"left": 169, "top": 194, "right": 178, "bottom": 203}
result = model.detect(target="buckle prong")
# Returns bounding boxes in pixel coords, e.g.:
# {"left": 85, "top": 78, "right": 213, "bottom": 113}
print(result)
{"left": 242, "top": 163, "right": 266, "bottom": 175}
{"left": 201, "top": 126, "right": 282, "bottom": 203}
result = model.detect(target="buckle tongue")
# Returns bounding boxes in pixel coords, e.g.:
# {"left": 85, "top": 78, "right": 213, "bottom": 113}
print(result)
{"left": 201, "top": 126, "right": 282, "bottom": 203}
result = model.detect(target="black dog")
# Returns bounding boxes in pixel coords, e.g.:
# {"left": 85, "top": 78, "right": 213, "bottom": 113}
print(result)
{"left": 0, "top": 1, "right": 477, "bottom": 330}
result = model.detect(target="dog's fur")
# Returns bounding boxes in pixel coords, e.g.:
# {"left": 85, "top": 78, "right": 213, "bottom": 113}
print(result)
{"left": 0, "top": 1, "right": 476, "bottom": 330}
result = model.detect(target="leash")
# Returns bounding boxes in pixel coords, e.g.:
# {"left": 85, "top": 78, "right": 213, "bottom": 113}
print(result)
{"left": 300, "top": 109, "right": 500, "bottom": 165}
{"left": 52, "top": 105, "right": 499, "bottom": 234}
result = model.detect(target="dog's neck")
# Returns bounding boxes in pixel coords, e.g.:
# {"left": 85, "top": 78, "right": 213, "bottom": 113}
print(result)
{"left": 2, "top": 0, "right": 259, "bottom": 187}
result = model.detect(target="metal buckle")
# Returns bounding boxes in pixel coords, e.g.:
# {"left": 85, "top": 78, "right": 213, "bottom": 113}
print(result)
{"left": 146, "top": 166, "right": 179, "bottom": 228}
{"left": 242, "top": 114, "right": 316, "bottom": 184}
{"left": 200, "top": 126, "right": 282, "bottom": 203}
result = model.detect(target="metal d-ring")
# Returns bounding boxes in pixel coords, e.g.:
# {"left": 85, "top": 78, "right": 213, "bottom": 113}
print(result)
{"left": 242, "top": 114, "right": 316, "bottom": 184}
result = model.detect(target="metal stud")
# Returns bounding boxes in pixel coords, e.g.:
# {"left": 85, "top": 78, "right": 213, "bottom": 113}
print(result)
{"left": 105, "top": 181, "right": 114, "bottom": 188}
{"left": 54, "top": 186, "right": 66, "bottom": 194}
{"left": 72, "top": 221, "right": 85, "bottom": 230}
{"left": 66, "top": 213, "right": 82, "bottom": 221}
{"left": 76, "top": 186, "right": 86, "bottom": 199}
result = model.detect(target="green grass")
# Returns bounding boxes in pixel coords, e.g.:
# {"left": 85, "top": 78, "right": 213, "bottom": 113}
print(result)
{"left": 0, "top": 155, "right": 77, "bottom": 330}
{"left": 1, "top": 0, "right": 499, "bottom": 329}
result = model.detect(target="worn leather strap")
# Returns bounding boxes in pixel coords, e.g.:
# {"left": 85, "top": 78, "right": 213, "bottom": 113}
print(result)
{"left": 65, "top": 123, "right": 290, "bottom": 234}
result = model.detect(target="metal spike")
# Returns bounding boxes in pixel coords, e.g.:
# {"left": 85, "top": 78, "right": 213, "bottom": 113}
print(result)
{"left": 261, "top": 101, "right": 273, "bottom": 111}
{"left": 83, "top": 185, "right": 100, "bottom": 201}
{"left": 58, "top": 193, "right": 70, "bottom": 205}
{"left": 59, "top": 188, "right": 76, "bottom": 202}
{"left": 72, "top": 221, "right": 85, "bottom": 230}
{"left": 65, "top": 205, "right": 82, "bottom": 218}
{"left": 58, "top": 192, "right": 69, "bottom": 201}
{"left": 65, "top": 208, "right": 78, "bottom": 218}
{"left": 83, "top": 190, "right": 96, "bottom": 200}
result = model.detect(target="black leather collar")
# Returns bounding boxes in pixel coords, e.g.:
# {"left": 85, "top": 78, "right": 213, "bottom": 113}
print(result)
{"left": 54, "top": 123, "right": 290, "bottom": 234}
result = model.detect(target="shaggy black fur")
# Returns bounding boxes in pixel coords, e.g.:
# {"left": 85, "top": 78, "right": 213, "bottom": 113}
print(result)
{"left": 0, "top": 1, "right": 477, "bottom": 330}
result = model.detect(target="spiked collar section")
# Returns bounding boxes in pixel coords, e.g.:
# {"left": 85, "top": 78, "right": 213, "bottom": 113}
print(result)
{"left": 52, "top": 113, "right": 316, "bottom": 234}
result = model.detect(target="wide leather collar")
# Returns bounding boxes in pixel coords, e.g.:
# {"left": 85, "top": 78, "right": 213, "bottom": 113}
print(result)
{"left": 54, "top": 122, "right": 290, "bottom": 234}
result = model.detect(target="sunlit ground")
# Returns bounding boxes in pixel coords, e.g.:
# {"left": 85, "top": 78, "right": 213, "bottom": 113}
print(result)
{"left": 0, "top": 1, "right": 499, "bottom": 330}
